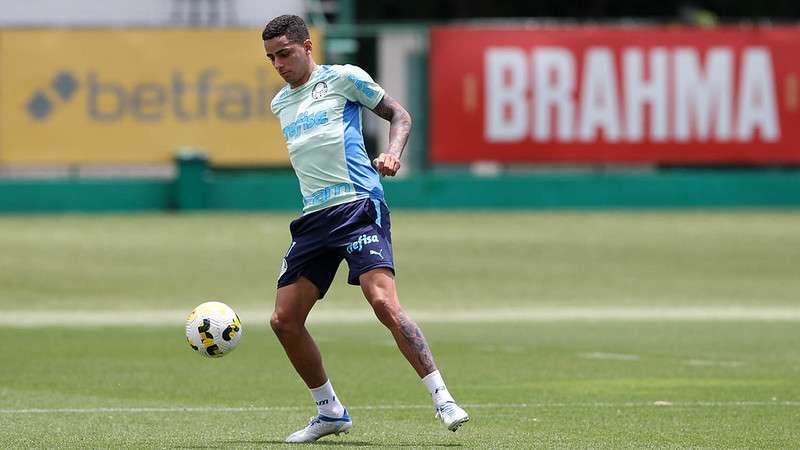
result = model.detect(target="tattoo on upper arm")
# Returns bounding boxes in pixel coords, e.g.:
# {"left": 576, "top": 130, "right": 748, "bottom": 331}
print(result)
{"left": 371, "top": 95, "right": 400, "bottom": 121}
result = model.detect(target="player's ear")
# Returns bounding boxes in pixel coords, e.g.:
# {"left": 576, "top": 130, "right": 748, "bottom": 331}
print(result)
{"left": 303, "top": 39, "right": 313, "bottom": 54}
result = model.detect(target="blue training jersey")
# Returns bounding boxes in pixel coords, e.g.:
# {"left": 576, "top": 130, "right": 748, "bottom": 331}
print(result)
{"left": 271, "top": 64, "right": 386, "bottom": 214}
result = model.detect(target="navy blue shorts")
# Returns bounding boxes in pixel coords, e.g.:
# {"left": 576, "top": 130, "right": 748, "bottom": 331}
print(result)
{"left": 277, "top": 198, "right": 394, "bottom": 299}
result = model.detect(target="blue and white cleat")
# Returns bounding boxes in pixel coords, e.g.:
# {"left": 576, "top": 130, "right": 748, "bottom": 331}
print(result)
{"left": 285, "top": 409, "right": 353, "bottom": 443}
{"left": 435, "top": 401, "right": 470, "bottom": 432}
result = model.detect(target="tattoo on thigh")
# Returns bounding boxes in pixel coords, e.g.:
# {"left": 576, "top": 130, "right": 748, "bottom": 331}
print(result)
{"left": 398, "top": 312, "right": 436, "bottom": 373}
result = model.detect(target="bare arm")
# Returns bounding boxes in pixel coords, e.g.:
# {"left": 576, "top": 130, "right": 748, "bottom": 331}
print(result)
{"left": 370, "top": 93, "right": 412, "bottom": 176}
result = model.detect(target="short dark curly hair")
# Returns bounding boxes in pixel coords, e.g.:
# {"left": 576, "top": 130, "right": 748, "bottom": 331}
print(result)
{"left": 262, "top": 15, "right": 310, "bottom": 43}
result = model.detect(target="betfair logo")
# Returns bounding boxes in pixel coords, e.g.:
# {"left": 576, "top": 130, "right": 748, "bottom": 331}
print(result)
{"left": 27, "top": 71, "right": 79, "bottom": 121}
{"left": 26, "top": 69, "right": 275, "bottom": 123}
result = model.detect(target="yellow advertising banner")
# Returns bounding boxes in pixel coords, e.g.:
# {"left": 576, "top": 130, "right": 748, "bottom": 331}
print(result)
{"left": 0, "top": 28, "right": 322, "bottom": 165}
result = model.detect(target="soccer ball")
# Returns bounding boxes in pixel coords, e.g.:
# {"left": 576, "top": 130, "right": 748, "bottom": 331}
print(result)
{"left": 185, "top": 301, "right": 242, "bottom": 358}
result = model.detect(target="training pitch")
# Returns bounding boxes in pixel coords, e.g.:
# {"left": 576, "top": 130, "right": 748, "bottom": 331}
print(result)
{"left": 1, "top": 211, "right": 799, "bottom": 448}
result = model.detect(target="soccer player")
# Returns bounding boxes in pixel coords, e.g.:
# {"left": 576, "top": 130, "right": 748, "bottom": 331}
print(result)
{"left": 263, "top": 15, "right": 470, "bottom": 444}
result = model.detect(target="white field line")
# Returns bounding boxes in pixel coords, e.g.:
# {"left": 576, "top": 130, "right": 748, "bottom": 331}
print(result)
{"left": 685, "top": 359, "right": 745, "bottom": 367}
{"left": 2, "top": 401, "right": 799, "bottom": 415}
{"left": 1, "top": 306, "right": 800, "bottom": 327}
{"left": 579, "top": 352, "right": 641, "bottom": 361}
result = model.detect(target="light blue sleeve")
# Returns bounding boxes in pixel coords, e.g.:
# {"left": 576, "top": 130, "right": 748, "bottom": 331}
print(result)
{"left": 338, "top": 64, "right": 385, "bottom": 109}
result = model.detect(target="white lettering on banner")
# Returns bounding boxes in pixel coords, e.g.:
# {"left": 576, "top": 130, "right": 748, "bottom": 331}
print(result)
{"left": 579, "top": 48, "right": 621, "bottom": 141}
{"left": 533, "top": 48, "right": 575, "bottom": 141}
{"left": 623, "top": 48, "right": 668, "bottom": 141}
{"left": 674, "top": 47, "right": 733, "bottom": 141}
{"left": 483, "top": 46, "right": 781, "bottom": 144}
{"left": 485, "top": 48, "right": 528, "bottom": 142}
{"left": 737, "top": 48, "right": 779, "bottom": 142}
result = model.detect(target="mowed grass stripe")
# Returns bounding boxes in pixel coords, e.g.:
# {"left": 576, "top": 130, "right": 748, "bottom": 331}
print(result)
{"left": 3, "top": 401, "right": 799, "bottom": 415}
{"left": 3, "top": 306, "right": 800, "bottom": 326}
{"left": 0, "top": 403, "right": 526, "bottom": 414}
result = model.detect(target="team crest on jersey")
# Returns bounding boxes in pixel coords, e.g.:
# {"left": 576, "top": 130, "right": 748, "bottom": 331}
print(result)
{"left": 311, "top": 81, "right": 328, "bottom": 100}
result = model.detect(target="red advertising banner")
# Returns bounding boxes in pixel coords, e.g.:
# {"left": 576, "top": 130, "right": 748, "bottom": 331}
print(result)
{"left": 430, "top": 26, "right": 800, "bottom": 164}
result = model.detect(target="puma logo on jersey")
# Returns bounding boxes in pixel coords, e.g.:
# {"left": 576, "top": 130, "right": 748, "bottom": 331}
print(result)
{"left": 369, "top": 249, "right": 384, "bottom": 259}
{"left": 347, "top": 74, "right": 376, "bottom": 99}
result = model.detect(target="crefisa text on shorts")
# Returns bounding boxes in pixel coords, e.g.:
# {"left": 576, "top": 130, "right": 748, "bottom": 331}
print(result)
{"left": 346, "top": 234, "right": 379, "bottom": 254}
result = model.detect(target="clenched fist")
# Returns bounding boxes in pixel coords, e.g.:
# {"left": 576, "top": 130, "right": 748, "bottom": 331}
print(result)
{"left": 373, "top": 153, "right": 401, "bottom": 176}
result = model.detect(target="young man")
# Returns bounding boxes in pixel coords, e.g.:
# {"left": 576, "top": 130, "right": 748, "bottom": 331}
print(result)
{"left": 263, "top": 15, "right": 470, "bottom": 444}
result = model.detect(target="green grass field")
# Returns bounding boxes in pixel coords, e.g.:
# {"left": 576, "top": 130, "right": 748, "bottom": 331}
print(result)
{"left": 2, "top": 211, "right": 799, "bottom": 448}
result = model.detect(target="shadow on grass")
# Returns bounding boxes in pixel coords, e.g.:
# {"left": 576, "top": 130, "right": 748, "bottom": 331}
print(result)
{"left": 173, "top": 439, "right": 463, "bottom": 448}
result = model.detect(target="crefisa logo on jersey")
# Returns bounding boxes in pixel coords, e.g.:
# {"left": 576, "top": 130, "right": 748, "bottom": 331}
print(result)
{"left": 311, "top": 81, "right": 328, "bottom": 100}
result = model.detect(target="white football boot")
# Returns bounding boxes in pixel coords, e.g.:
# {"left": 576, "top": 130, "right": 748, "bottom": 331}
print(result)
{"left": 285, "top": 409, "right": 352, "bottom": 443}
{"left": 435, "top": 401, "right": 470, "bottom": 431}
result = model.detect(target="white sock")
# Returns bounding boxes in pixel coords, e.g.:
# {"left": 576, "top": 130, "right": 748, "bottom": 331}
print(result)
{"left": 422, "top": 370, "right": 455, "bottom": 406}
{"left": 309, "top": 380, "right": 345, "bottom": 418}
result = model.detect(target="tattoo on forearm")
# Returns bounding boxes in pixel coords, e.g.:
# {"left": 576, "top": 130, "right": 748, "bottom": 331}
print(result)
{"left": 371, "top": 95, "right": 412, "bottom": 159}
{"left": 398, "top": 312, "right": 436, "bottom": 373}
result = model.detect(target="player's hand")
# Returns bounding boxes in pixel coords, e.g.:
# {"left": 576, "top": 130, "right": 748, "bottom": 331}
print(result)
{"left": 373, "top": 153, "right": 401, "bottom": 176}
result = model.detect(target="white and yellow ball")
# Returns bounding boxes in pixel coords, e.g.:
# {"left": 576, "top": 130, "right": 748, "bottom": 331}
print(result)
{"left": 185, "top": 301, "right": 242, "bottom": 358}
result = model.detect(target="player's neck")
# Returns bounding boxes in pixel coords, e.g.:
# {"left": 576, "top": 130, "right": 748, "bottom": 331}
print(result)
{"left": 290, "top": 61, "right": 319, "bottom": 89}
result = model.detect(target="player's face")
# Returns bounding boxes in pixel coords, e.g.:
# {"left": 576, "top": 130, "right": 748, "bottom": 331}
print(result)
{"left": 265, "top": 35, "right": 313, "bottom": 87}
